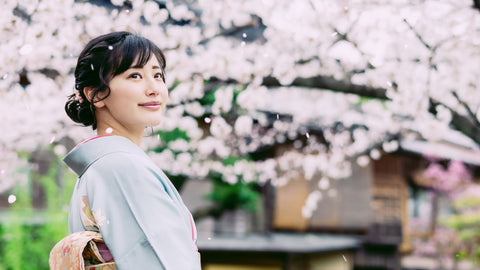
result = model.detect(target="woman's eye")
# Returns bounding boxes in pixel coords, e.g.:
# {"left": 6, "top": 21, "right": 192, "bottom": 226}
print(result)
{"left": 154, "top": 73, "right": 163, "bottom": 79}
{"left": 129, "top": 73, "right": 141, "bottom": 79}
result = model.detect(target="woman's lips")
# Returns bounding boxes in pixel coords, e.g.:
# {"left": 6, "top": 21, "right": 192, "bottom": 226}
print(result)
{"left": 139, "top": 102, "right": 162, "bottom": 110}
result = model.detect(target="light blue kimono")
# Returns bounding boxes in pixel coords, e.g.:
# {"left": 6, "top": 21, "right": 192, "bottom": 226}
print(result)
{"left": 64, "top": 135, "right": 201, "bottom": 270}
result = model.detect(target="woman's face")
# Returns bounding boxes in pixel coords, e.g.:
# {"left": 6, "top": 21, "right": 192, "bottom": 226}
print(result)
{"left": 96, "top": 55, "right": 168, "bottom": 131}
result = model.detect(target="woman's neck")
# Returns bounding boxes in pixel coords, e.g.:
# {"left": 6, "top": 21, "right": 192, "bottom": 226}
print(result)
{"left": 96, "top": 122, "right": 143, "bottom": 146}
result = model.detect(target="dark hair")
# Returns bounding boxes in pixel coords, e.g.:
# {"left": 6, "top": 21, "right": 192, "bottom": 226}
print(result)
{"left": 65, "top": 31, "right": 166, "bottom": 129}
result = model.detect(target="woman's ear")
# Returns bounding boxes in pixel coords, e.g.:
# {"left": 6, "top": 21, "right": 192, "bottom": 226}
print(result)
{"left": 83, "top": 87, "right": 106, "bottom": 108}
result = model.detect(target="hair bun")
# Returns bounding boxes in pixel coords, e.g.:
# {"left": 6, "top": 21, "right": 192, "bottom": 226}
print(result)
{"left": 65, "top": 94, "right": 95, "bottom": 127}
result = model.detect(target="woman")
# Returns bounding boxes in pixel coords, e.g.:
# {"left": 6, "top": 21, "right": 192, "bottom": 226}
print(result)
{"left": 63, "top": 31, "right": 200, "bottom": 269}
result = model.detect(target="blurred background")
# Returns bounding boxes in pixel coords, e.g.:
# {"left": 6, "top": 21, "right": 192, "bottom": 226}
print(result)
{"left": 1, "top": 0, "right": 480, "bottom": 269}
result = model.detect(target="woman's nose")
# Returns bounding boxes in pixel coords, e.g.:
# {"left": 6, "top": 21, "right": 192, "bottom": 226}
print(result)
{"left": 146, "top": 87, "right": 159, "bottom": 96}
{"left": 146, "top": 81, "right": 168, "bottom": 99}
{"left": 145, "top": 79, "right": 161, "bottom": 96}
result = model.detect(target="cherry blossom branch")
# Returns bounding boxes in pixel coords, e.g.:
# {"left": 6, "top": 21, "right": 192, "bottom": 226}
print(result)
{"left": 193, "top": 75, "right": 480, "bottom": 148}
{"left": 199, "top": 16, "right": 265, "bottom": 45}
{"left": 401, "top": 19, "right": 480, "bottom": 146}
{"left": 261, "top": 75, "right": 389, "bottom": 99}
{"left": 451, "top": 91, "right": 480, "bottom": 127}
{"left": 253, "top": 109, "right": 401, "bottom": 157}
{"left": 181, "top": 75, "right": 479, "bottom": 147}
{"left": 430, "top": 98, "right": 480, "bottom": 145}
{"left": 198, "top": 75, "right": 389, "bottom": 100}
{"left": 329, "top": 17, "right": 377, "bottom": 78}
{"left": 403, "top": 18, "right": 433, "bottom": 50}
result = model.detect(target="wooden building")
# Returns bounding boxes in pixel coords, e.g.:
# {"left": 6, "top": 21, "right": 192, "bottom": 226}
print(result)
{"left": 273, "top": 154, "right": 408, "bottom": 270}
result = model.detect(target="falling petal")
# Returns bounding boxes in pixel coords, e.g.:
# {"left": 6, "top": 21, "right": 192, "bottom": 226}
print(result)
{"left": 370, "top": 149, "right": 381, "bottom": 160}
{"left": 1, "top": 73, "right": 7, "bottom": 80}
{"left": 356, "top": 156, "right": 370, "bottom": 167}
{"left": 276, "top": 114, "right": 279, "bottom": 120}
{"left": 91, "top": 64, "right": 95, "bottom": 71}
{"left": 54, "top": 145, "right": 67, "bottom": 156}
{"left": 108, "top": 45, "right": 113, "bottom": 50}
{"left": 49, "top": 136, "right": 56, "bottom": 144}
{"left": 306, "top": 132, "right": 310, "bottom": 139}
{"left": 204, "top": 117, "right": 211, "bottom": 123}
{"left": 8, "top": 195, "right": 16, "bottom": 204}
{"left": 318, "top": 177, "right": 329, "bottom": 190}
{"left": 241, "top": 41, "right": 246, "bottom": 47}
{"left": 207, "top": 237, "right": 212, "bottom": 240}
{"left": 342, "top": 254, "right": 347, "bottom": 262}
{"left": 242, "top": 33, "right": 247, "bottom": 38}
{"left": 106, "top": 127, "right": 113, "bottom": 134}
{"left": 19, "top": 44, "right": 33, "bottom": 55}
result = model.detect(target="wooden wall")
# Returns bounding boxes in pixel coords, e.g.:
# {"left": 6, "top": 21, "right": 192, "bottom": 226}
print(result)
{"left": 273, "top": 161, "right": 372, "bottom": 232}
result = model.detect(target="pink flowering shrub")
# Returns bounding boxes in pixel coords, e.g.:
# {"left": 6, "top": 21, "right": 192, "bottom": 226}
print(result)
{"left": 414, "top": 159, "right": 480, "bottom": 264}
{"left": 423, "top": 160, "right": 472, "bottom": 193}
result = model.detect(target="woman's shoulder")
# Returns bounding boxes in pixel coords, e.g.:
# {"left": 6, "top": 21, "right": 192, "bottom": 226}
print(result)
{"left": 82, "top": 152, "right": 155, "bottom": 189}
{"left": 86, "top": 149, "right": 167, "bottom": 184}
{"left": 83, "top": 151, "right": 177, "bottom": 200}
{"left": 90, "top": 150, "right": 151, "bottom": 173}
{"left": 65, "top": 135, "right": 149, "bottom": 176}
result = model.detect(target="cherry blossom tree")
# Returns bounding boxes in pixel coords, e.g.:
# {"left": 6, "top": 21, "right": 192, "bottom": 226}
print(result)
{"left": 1, "top": 0, "right": 480, "bottom": 210}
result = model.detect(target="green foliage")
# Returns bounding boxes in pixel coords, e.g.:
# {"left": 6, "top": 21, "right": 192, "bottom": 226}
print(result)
{"left": 456, "top": 251, "right": 468, "bottom": 261}
{"left": 444, "top": 213, "right": 480, "bottom": 231}
{"left": 206, "top": 157, "right": 260, "bottom": 213}
{"left": 207, "top": 175, "right": 260, "bottom": 212}
{"left": 453, "top": 196, "right": 480, "bottom": 209}
{"left": 441, "top": 193, "right": 480, "bottom": 265}
{"left": 0, "top": 151, "right": 77, "bottom": 270}
{"left": 354, "top": 97, "right": 387, "bottom": 110}
{"left": 458, "top": 227, "right": 480, "bottom": 242}
{"left": 156, "top": 127, "right": 190, "bottom": 143}
{"left": 221, "top": 156, "right": 246, "bottom": 166}
{"left": 198, "top": 84, "right": 246, "bottom": 109}
{"left": 151, "top": 127, "right": 190, "bottom": 154}
{"left": 199, "top": 89, "right": 216, "bottom": 106}
{"left": 355, "top": 96, "right": 374, "bottom": 106}
{"left": 232, "top": 85, "right": 247, "bottom": 104}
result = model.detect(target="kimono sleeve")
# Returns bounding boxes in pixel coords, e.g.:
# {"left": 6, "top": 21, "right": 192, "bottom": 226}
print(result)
{"left": 83, "top": 152, "right": 200, "bottom": 270}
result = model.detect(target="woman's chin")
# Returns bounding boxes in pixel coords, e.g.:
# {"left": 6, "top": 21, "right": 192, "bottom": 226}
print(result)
{"left": 145, "top": 119, "right": 162, "bottom": 127}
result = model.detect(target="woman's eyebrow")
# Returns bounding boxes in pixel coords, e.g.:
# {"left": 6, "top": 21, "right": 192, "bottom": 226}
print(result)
{"left": 128, "top": 65, "right": 162, "bottom": 69}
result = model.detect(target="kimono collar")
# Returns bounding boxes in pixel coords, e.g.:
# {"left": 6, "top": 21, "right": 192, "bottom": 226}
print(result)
{"left": 63, "top": 135, "right": 147, "bottom": 177}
